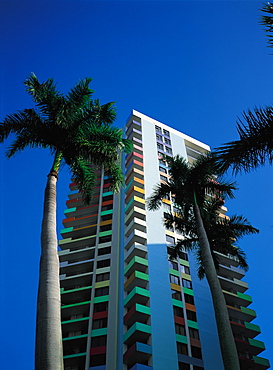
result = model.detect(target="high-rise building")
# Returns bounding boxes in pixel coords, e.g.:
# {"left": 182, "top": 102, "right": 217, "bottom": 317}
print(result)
{"left": 58, "top": 110, "right": 270, "bottom": 370}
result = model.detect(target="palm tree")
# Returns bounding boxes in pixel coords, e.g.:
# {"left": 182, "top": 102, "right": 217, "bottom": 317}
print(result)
{"left": 147, "top": 154, "right": 258, "bottom": 370}
{"left": 214, "top": 3, "right": 273, "bottom": 174}
{"left": 0, "top": 74, "right": 132, "bottom": 370}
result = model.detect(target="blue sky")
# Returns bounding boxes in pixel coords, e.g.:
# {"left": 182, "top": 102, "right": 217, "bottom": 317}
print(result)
{"left": 0, "top": 1, "right": 272, "bottom": 368}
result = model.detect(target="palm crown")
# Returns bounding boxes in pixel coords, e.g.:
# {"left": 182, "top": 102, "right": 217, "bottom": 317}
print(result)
{"left": 0, "top": 73, "right": 132, "bottom": 203}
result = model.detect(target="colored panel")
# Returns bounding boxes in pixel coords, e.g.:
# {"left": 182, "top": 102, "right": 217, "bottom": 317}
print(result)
{"left": 125, "top": 256, "right": 148, "bottom": 274}
{"left": 187, "top": 320, "right": 199, "bottom": 329}
{"left": 237, "top": 291, "right": 252, "bottom": 302}
{"left": 124, "top": 286, "right": 150, "bottom": 306}
{"left": 241, "top": 306, "right": 256, "bottom": 317}
{"left": 93, "top": 295, "right": 109, "bottom": 303}
{"left": 183, "top": 287, "right": 194, "bottom": 295}
{"left": 98, "top": 230, "right": 112, "bottom": 237}
{"left": 123, "top": 322, "right": 152, "bottom": 342}
{"left": 94, "top": 280, "right": 110, "bottom": 288}
{"left": 253, "top": 356, "right": 270, "bottom": 366}
{"left": 248, "top": 338, "right": 265, "bottom": 349}
{"left": 170, "top": 283, "right": 182, "bottom": 291}
{"left": 172, "top": 299, "right": 183, "bottom": 308}
{"left": 182, "top": 273, "right": 192, "bottom": 281}
{"left": 244, "top": 321, "right": 261, "bottom": 332}
{"left": 91, "top": 328, "right": 108, "bottom": 337}
{"left": 61, "top": 301, "right": 91, "bottom": 309}
{"left": 169, "top": 268, "right": 180, "bottom": 277}
{"left": 62, "top": 317, "right": 89, "bottom": 324}
{"left": 179, "top": 259, "right": 190, "bottom": 267}
{"left": 63, "top": 352, "right": 86, "bottom": 359}
{"left": 176, "top": 334, "right": 188, "bottom": 344}
{"left": 64, "top": 207, "right": 77, "bottom": 213}
{"left": 63, "top": 334, "right": 88, "bottom": 341}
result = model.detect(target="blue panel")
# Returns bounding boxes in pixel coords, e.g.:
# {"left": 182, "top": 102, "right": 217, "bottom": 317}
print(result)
{"left": 129, "top": 364, "right": 153, "bottom": 370}
{"left": 136, "top": 342, "right": 152, "bottom": 354}
{"left": 177, "top": 354, "right": 204, "bottom": 367}
{"left": 88, "top": 366, "right": 106, "bottom": 370}
{"left": 188, "top": 251, "right": 224, "bottom": 369}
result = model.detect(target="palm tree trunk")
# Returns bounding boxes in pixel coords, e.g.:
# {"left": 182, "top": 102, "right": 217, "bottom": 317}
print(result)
{"left": 193, "top": 203, "right": 240, "bottom": 370}
{"left": 35, "top": 168, "right": 63, "bottom": 370}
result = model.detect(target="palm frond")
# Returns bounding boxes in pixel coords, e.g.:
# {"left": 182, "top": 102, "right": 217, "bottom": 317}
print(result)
{"left": 261, "top": 2, "right": 273, "bottom": 49}
{"left": 66, "top": 77, "right": 93, "bottom": 108}
{"left": 215, "top": 106, "right": 273, "bottom": 173}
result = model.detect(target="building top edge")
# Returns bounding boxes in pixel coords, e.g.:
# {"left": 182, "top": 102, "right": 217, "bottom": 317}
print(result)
{"left": 129, "top": 109, "right": 210, "bottom": 151}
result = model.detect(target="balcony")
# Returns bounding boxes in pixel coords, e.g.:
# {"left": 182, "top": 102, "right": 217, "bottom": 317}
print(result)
{"left": 218, "top": 275, "right": 248, "bottom": 293}
{"left": 223, "top": 289, "right": 252, "bottom": 308}
{"left": 123, "top": 322, "right": 152, "bottom": 346}
{"left": 124, "top": 304, "right": 151, "bottom": 327}
{"left": 125, "top": 256, "right": 148, "bottom": 277}
{"left": 125, "top": 217, "right": 147, "bottom": 238}
{"left": 124, "top": 271, "right": 149, "bottom": 291}
{"left": 227, "top": 305, "right": 256, "bottom": 322}
{"left": 123, "top": 342, "right": 152, "bottom": 367}
{"left": 59, "top": 247, "right": 95, "bottom": 263}
{"left": 125, "top": 229, "right": 147, "bottom": 250}
{"left": 125, "top": 243, "right": 148, "bottom": 263}
{"left": 124, "top": 287, "right": 150, "bottom": 309}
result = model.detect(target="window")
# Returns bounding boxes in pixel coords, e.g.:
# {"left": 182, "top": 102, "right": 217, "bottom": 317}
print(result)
{"left": 182, "top": 279, "right": 192, "bottom": 289}
{"left": 70, "top": 313, "right": 83, "bottom": 320}
{"left": 166, "top": 235, "right": 175, "bottom": 245}
{"left": 171, "top": 290, "right": 182, "bottom": 301}
{"left": 100, "top": 224, "right": 112, "bottom": 232}
{"left": 165, "top": 146, "right": 173, "bottom": 154}
{"left": 179, "top": 251, "right": 188, "bottom": 261}
{"left": 95, "top": 286, "right": 109, "bottom": 297}
{"left": 168, "top": 261, "right": 179, "bottom": 270}
{"left": 163, "top": 129, "right": 170, "bottom": 137}
{"left": 189, "top": 328, "right": 199, "bottom": 340}
{"left": 160, "top": 175, "right": 168, "bottom": 182}
{"left": 101, "top": 204, "right": 112, "bottom": 212}
{"left": 98, "top": 246, "right": 111, "bottom": 256}
{"left": 68, "top": 331, "right": 81, "bottom": 337}
{"left": 155, "top": 125, "right": 162, "bottom": 133}
{"left": 96, "top": 272, "right": 110, "bottom": 282}
{"left": 92, "top": 317, "right": 108, "bottom": 329}
{"left": 170, "top": 275, "right": 179, "bottom": 285}
{"left": 180, "top": 265, "right": 190, "bottom": 275}
{"left": 157, "top": 143, "right": 164, "bottom": 150}
{"left": 191, "top": 346, "right": 202, "bottom": 359}
{"left": 101, "top": 213, "right": 112, "bottom": 222}
{"left": 165, "top": 138, "right": 171, "bottom": 145}
{"left": 159, "top": 166, "right": 167, "bottom": 174}
{"left": 184, "top": 294, "right": 194, "bottom": 305}
{"left": 178, "top": 363, "right": 190, "bottom": 370}
{"left": 91, "top": 335, "right": 107, "bottom": 348}
{"left": 99, "top": 235, "right": 112, "bottom": 244}
{"left": 159, "top": 158, "right": 166, "bottom": 165}
{"left": 93, "top": 301, "right": 108, "bottom": 313}
{"left": 102, "top": 194, "right": 113, "bottom": 202}
{"left": 163, "top": 203, "right": 171, "bottom": 211}
{"left": 193, "top": 367, "right": 204, "bottom": 370}
{"left": 173, "top": 305, "right": 184, "bottom": 317}
{"left": 89, "top": 354, "right": 106, "bottom": 367}
{"left": 175, "top": 323, "right": 186, "bottom": 336}
{"left": 186, "top": 310, "right": 197, "bottom": 321}
{"left": 156, "top": 134, "right": 163, "bottom": 141}
{"left": 177, "top": 342, "right": 188, "bottom": 355}
{"left": 97, "top": 259, "right": 110, "bottom": 268}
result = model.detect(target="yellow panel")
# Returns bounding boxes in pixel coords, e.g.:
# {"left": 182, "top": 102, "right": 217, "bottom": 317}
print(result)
{"left": 170, "top": 283, "right": 182, "bottom": 291}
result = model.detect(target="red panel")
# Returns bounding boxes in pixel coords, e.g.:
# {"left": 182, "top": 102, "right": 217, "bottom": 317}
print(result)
{"left": 174, "top": 316, "right": 185, "bottom": 325}
{"left": 92, "top": 311, "right": 108, "bottom": 320}
{"left": 123, "top": 305, "right": 136, "bottom": 324}
{"left": 90, "top": 346, "right": 107, "bottom": 355}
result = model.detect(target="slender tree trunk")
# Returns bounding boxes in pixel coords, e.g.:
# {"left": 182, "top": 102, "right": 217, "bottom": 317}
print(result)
{"left": 193, "top": 203, "right": 240, "bottom": 370}
{"left": 35, "top": 170, "right": 64, "bottom": 370}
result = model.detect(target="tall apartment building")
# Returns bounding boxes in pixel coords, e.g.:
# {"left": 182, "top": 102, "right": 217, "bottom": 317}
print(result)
{"left": 58, "top": 110, "right": 270, "bottom": 370}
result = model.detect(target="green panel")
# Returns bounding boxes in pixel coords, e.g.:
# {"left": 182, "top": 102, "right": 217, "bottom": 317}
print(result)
{"left": 59, "top": 234, "right": 95, "bottom": 245}
{"left": 101, "top": 209, "right": 113, "bottom": 216}
{"left": 124, "top": 287, "right": 150, "bottom": 306}
{"left": 135, "top": 303, "right": 151, "bottom": 315}
{"left": 61, "top": 227, "right": 74, "bottom": 234}
{"left": 62, "top": 317, "right": 89, "bottom": 324}
{"left": 187, "top": 320, "right": 199, "bottom": 329}
{"left": 63, "top": 352, "right": 86, "bottom": 359}
{"left": 123, "top": 322, "right": 151, "bottom": 342}
{"left": 169, "top": 268, "right": 180, "bottom": 277}
{"left": 125, "top": 256, "right": 148, "bottom": 274}
{"left": 172, "top": 299, "right": 183, "bottom": 308}
{"left": 63, "top": 334, "right": 88, "bottom": 341}
{"left": 237, "top": 291, "right": 252, "bottom": 302}
{"left": 125, "top": 197, "right": 134, "bottom": 213}
{"left": 125, "top": 178, "right": 134, "bottom": 192}
{"left": 93, "top": 295, "right": 109, "bottom": 304}
{"left": 244, "top": 321, "right": 261, "bottom": 333}
{"left": 253, "top": 356, "right": 270, "bottom": 366}
{"left": 61, "top": 286, "right": 92, "bottom": 294}
{"left": 91, "top": 328, "right": 108, "bottom": 337}
{"left": 241, "top": 306, "right": 256, "bottom": 317}
{"left": 99, "top": 230, "right": 112, "bottom": 237}
{"left": 248, "top": 338, "right": 265, "bottom": 349}
{"left": 135, "top": 271, "right": 149, "bottom": 281}
{"left": 64, "top": 207, "right": 77, "bottom": 213}
{"left": 61, "top": 301, "right": 91, "bottom": 309}
{"left": 179, "top": 259, "right": 190, "bottom": 267}
{"left": 183, "top": 287, "right": 194, "bottom": 296}
{"left": 176, "top": 334, "right": 188, "bottom": 344}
